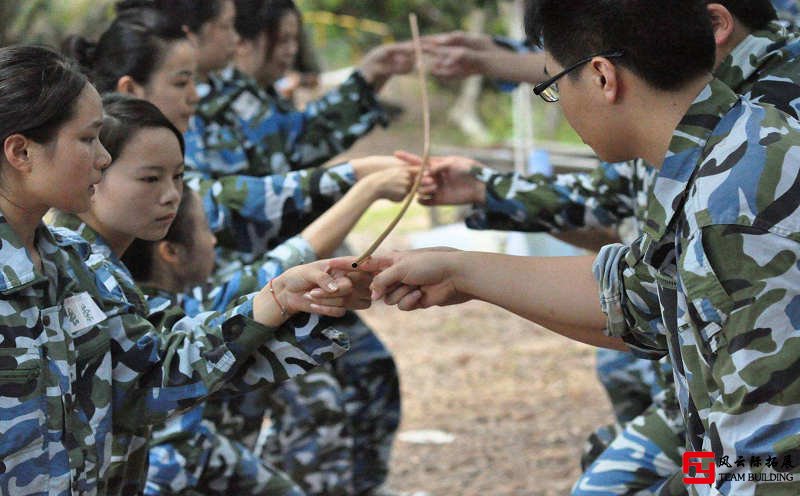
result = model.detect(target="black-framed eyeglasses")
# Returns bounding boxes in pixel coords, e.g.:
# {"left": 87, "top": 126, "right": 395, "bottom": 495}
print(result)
{"left": 533, "top": 50, "right": 624, "bottom": 103}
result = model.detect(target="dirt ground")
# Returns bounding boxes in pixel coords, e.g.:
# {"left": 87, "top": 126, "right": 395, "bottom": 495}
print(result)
{"left": 359, "top": 302, "right": 614, "bottom": 496}
{"left": 328, "top": 76, "right": 616, "bottom": 495}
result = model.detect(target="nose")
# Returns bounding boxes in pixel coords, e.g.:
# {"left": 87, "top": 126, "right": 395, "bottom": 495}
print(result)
{"left": 187, "top": 80, "right": 200, "bottom": 107}
{"left": 96, "top": 141, "right": 112, "bottom": 171}
{"left": 163, "top": 179, "right": 182, "bottom": 206}
{"left": 211, "top": 232, "right": 218, "bottom": 247}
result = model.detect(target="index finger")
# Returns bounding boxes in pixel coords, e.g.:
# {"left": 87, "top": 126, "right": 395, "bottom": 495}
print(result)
{"left": 394, "top": 150, "right": 424, "bottom": 166}
{"left": 327, "top": 256, "right": 394, "bottom": 273}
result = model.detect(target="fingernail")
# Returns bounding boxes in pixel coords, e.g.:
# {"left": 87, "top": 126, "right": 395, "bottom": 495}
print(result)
{"left": 328, "top": 282, "right": 339, "bottom": 292}
{"left": 371, "top": 290, "right": 380, "bottom": 300}
{"left": 304, "top": 292, "right": 313, "bottom": 300}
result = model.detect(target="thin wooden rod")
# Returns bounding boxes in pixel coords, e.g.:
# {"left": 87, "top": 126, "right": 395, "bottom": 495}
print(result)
{"left": 353, "top": 13, "right": 430, "bottom": 268}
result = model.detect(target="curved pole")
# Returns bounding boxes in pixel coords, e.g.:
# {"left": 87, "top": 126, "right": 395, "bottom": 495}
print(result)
{"left": 353, "top": 13, "right": 431, "bottom": 268}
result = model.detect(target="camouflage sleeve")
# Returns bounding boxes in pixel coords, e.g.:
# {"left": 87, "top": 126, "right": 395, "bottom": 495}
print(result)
{"left": 282, "top": 71, "right": 389, "bottom": 170}
{"left": 186, "top": 163, "right": 355, "bottom": 252}
{"left": 197, "top": 235, "right": 318, "bottom": 313}
{"left": 466, "top": 161, "right": 638, "bottom": 232}
{"left": 593, "top": 240, "right": 668, "bottom": 359}
{"left": 102, "top": 268, "right": 348, "bottom": 429}
{"left": 682, "top": 224, "right": 800, "bottom": 488}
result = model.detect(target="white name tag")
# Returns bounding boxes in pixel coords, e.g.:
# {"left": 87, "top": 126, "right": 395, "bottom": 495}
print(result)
{"left": 62, "top": 292, "right": 106, "bottom": 337}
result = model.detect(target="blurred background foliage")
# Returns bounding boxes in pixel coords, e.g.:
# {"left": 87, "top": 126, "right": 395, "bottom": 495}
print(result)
{"left": 0, "top": 0, "right": 576, "bottom": 147}
{"left": 0, "top": 0, "right": 114, "bottom": 46}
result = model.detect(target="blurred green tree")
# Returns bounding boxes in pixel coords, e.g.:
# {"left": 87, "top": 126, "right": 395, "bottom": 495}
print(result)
{"left": 0, "top": 0, "right": 113, "bottom": 47}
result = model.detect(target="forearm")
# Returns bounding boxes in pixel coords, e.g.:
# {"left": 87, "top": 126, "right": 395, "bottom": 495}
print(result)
{"left": 478, "top": 50, "right": 546, "bottom": 84}
{"left": 467, "top": 164, "right": 636, "bottom": 233}
{"left": 552, "top": 228, "right": 622, "bottom": 253}
{"left": 452, "top": 252, "right": 626, "bottom": 350}
{"left": 301, "top": 181, "right": 375, "bottom": 258}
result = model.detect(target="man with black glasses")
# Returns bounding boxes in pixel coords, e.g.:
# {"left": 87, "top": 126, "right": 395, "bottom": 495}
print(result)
{"left": 377, "top": 1, "right": 800, "bottom": 495}
{"left": 402, "top": 2, "right": 800, "bottom": 494}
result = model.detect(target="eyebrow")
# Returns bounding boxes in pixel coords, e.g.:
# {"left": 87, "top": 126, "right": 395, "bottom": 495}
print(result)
{"left": 174, "top": 70, "right": 194, "bottom": 77}
{"left": 86, "top": 120, "right": 103, "bottom": 130}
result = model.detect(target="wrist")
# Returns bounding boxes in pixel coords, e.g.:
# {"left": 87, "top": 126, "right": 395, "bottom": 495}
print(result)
{"left": 271, "top": 275, "right": 293, "bottom": 316}
{"left": 253, "top": 288, "right": 288, "bottom": 328}
{"left": 351, "top": 158, "right": 366, "bottom": 179}
{"left": 473, "top": 181, "right": 487, "bottom": 205}
{"left": 448, "top": 251, "right": 474, "bottom": 297}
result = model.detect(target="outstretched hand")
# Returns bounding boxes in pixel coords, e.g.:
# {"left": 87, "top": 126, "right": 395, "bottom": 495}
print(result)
{"left": 262, "top": 261, "right": 373, "bottom": 324}
{"left": 359, "top": 41, "right": 415, "bottom": 91}
{"left": 394, "top": 150, "right": 487, "bottom": 206}
{"left": 321, "top": 249, "right": 472, "bottom": 311}
{"left": 421, "top": 31, "right": 498, "bottom": 80}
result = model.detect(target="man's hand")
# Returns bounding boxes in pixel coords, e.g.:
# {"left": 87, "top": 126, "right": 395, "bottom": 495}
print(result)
{"left": 325, "top": 249, "right": 472, "bottom": 311}
{"left": 394, "top": 150, "right": 487, "bottom": 206}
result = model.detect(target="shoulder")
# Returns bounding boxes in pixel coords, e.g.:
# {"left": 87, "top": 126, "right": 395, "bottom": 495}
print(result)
{"left": 48, "top": 226, "right": 92, "bottom": 260}
{"left": 691, "top": 100, "right": 800, "bottom": 237}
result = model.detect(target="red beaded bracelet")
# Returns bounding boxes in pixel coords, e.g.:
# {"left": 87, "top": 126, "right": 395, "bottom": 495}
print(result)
{"left": 268, "top": 278, "right": 288, "bottom": 317}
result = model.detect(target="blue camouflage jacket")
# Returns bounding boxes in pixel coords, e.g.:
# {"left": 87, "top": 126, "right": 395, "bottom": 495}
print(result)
{"left": 594, "top": 79, "right": 800, "bottom": 495}
{"left": 40, "top": 212, "right": 346, "bottom": 494}
{"left": 186, "top": 66, "right": 387, "bottom": 256}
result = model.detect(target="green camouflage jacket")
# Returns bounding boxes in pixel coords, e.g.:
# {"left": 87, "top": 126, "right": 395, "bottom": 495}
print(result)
{"left": 594, "top": 79, "right": 800, "bottom": 494}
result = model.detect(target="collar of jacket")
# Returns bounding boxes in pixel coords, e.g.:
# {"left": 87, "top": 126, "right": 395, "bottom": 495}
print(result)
{"left": 196, "top": 65, "right": 269, "bottom": 121}
{"left": 0, "top": 209, "right": 91, "bottom": 294}
{"left": 715, "top": 20, "right": 798, "bottom": 92}
{"left": 641, "top": 79, "right": 741, "bottom": 241}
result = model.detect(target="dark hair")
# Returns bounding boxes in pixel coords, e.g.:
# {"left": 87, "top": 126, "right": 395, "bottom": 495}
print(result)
{"left": 100, "top": 93, "right": 185, "bottom": 162}
{"left": 64, "top": 5, "right": 186, "bottom": 93}
{"left": 0, "top": 45, "right": 89, "bottom": 146}
{"left": 153, "top": 0, "right": 225, "bottom": 34}
{"left": 123, "top": 188, "right": 197, "bottom": 281}
{"left": 525, "top": 0, "right": 716, "bottom": 91}
{"left": 234, "top": 0, "right": 300, "bottom": 54}
{"left": 713, "top": 1, "right": 777, "bottom": 31}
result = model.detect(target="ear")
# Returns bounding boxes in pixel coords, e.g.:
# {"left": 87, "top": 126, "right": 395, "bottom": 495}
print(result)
{"left": 116, "top": 76, "right": 146, "bottom": 98}
{"left": 156, "top": 240, "right": 184, "bottom": 266}
{"left": 707, "top": 3, "right": 736, "bottom": 47}
{"left": 3, "top": 134, "right": 34, "bottom": 173}
{"left": 185, "top": 27, "right": 201, "bottom": 48}
{"left": 590, "top": 57, "right": 620, "bottom": 104}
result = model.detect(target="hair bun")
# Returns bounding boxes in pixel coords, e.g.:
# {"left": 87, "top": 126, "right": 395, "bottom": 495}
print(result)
{"left": 61, "top": 35, "right": 97, "bottom": 69}
{"left": 115, "top": 0, "right": 156, "bottom": 13}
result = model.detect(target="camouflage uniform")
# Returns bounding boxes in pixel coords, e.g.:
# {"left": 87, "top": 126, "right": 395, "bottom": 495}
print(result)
{"left": 187, "top": 66, "right": 401, "bottom": 495}
{"left": 470, "top": 22, "right": 800, "bottom": 495}
{"left": 40, "top": 211, "right": 348, "bottom": 495}
{"left": 594, "top": 77, "right": 800, "bottom": 494}
{"left": 143, "top": 235, "right": 316, "bottom": 495}
{"left": 185, "top": 66, "right": 387, "bottom": 258}
{"left": 772, "top": 0, "right": 800, "bottom": 22}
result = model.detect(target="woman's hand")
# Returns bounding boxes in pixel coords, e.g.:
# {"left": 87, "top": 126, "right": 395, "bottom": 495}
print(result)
{"left": 254, "top": 260, "right": 370, "bottom": 326}
{"left": 360, "top": 166, "right": 418, "bottom": 202}
{"left": 351, "top": 155, "right": 409, "bottom": 179}
{"left": 358, "top": 41, "right": 415, "bottom": 91}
